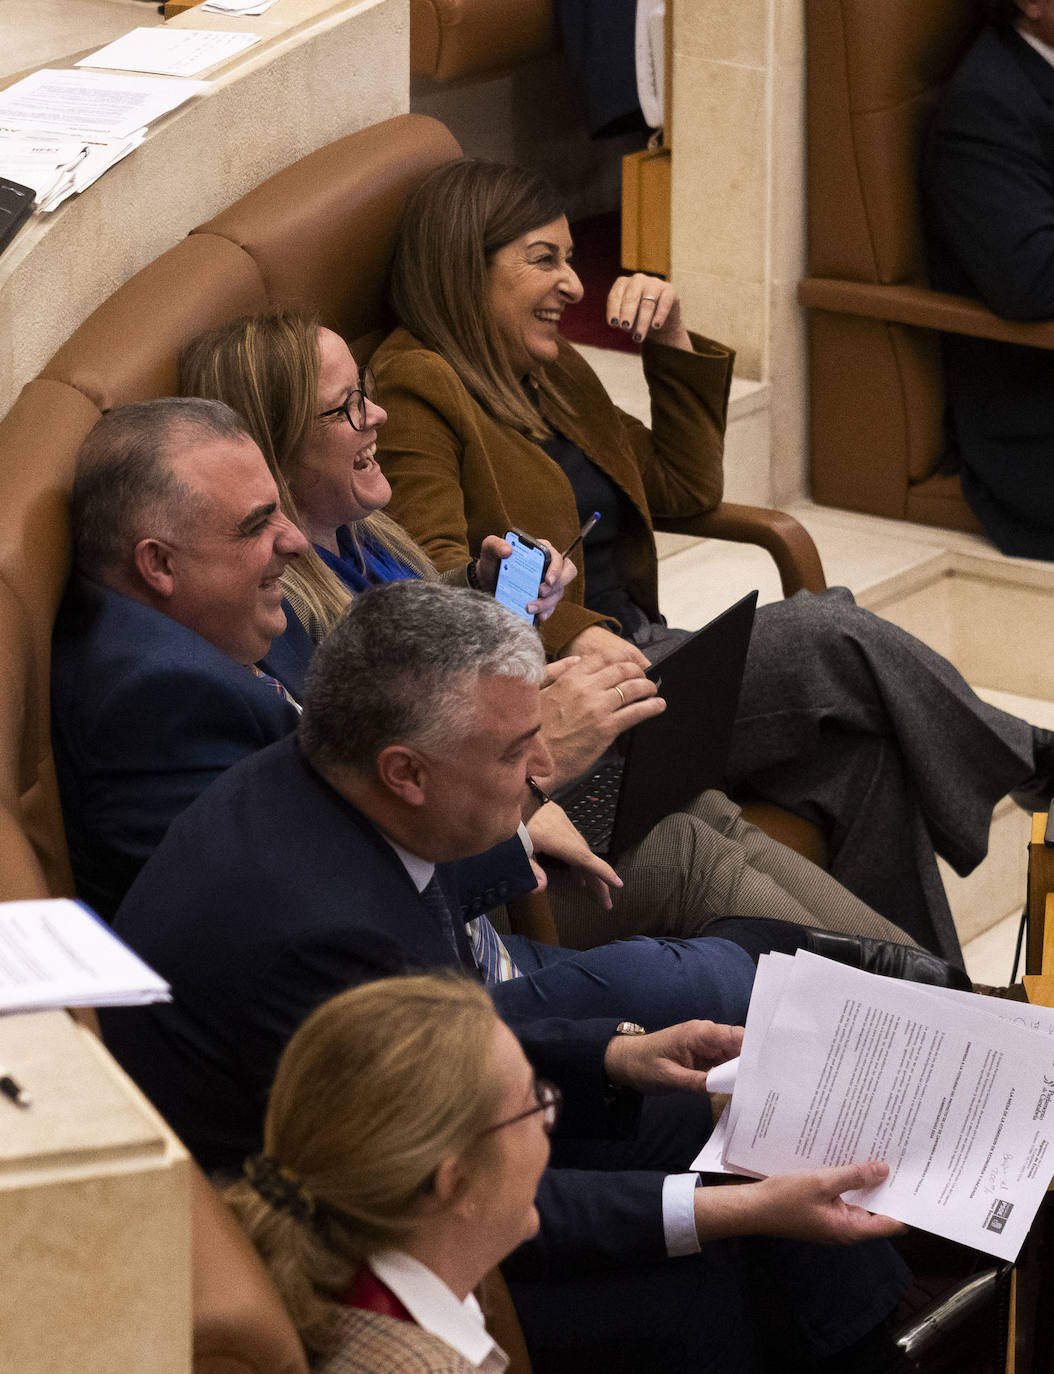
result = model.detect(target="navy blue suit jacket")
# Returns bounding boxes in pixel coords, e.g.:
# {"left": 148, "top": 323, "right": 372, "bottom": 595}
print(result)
{"left": 52, "top": 577, "right": 527, "bottom": 921}
{"left": 102, "top": 736, "right": 671, "bottom": 1272}
{"left": 923, "top": 25, "right": 1054, "bottom": 556}
{"left": 51, "top": 576, "right": 301, "bottom": 919}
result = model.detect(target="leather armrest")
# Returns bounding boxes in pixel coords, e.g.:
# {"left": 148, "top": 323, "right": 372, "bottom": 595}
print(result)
{"left": 799, "top": 278, "right": 1054, "bottom": 350}
{"left": 654, "top": 503, "right": 828, "bottom": 598}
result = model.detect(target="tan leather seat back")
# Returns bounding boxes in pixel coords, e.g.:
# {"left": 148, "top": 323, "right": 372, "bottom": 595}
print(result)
{"left": 0, "top": 378, "right": 99, "bottom": 902}
{"left": 806, "top": 0, "right": 982, "bottom": 286}
{"left": 803, "top": 0, "right": 989, "bottom": 510}
{"left": 194, "top": 115, "right": 461, "bottom": 355}
{"left": 40, "top": 237, "right": 268, "bottom": 413}
{"left": 410, "top": 0, "right": 554, "bottom": 80}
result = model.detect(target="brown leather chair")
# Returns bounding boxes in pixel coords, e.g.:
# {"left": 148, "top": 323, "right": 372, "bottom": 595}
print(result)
{"left": 410, "top": 0, "right": 555, "bottom": 81}
{"left": 800, "top": 0, "right": 1054, "bottom": 535}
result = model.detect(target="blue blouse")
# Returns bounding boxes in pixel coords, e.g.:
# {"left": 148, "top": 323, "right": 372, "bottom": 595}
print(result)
{"left": 317, "top": 524, "right": 419, "bottom": 593}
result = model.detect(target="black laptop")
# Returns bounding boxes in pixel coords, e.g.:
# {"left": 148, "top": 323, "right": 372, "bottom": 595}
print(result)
{"left": 556, "top": 591, "right": 758, "bottom": 859}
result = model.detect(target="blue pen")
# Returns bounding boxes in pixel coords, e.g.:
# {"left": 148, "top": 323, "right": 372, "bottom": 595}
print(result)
{"left": 561, "top": 511, "right": 601, "bottom": 559}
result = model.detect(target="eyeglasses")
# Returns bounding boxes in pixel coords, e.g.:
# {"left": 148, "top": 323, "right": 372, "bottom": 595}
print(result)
{"left": 479, "top": 1079, "right": 562, "bottom": 1138}
{"left": 317, "top": 367, "right": 377, "bottom": 432}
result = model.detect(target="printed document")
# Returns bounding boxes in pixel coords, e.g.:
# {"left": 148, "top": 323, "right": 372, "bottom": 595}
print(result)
{"left": 0, "top": 899, "right": 170, "bottom": 1013}
{"left": 78, "top": 28, "right": 261, "bottom": 79}
{"left": 0, "top": 69, "right": 208, "bottom": 140}
{"left": 694, "top": 952, "right": 1054, "bottom": 1261}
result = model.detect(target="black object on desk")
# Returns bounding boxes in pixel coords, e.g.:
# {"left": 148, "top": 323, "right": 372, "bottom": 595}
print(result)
{"left": 0, "top": 177, "right": 34, "bottom": 256}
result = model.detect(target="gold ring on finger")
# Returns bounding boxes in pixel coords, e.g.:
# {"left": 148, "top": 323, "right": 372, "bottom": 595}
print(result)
{"left": 614, "top": 686, "right": 626, "bottom": 705}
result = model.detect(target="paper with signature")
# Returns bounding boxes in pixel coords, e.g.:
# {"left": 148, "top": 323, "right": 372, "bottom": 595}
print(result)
{"left": 695, "top": 951, "right": 1054, "bottom": 1261}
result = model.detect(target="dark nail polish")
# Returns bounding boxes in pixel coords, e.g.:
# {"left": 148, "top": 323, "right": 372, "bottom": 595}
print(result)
{"left": 633, "top": 332, "right": 642, "bottom": 342}
{"left": 621, "top": 319, "right": 630, "bottom": 329}
{"left": 610, "top": 317, "right": 618, "bottom": 326}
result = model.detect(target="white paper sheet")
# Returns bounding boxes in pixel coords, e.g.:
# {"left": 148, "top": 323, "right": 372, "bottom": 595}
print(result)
{"left": 706, "top": 951, "right": 1054, "bottom": 1261}
{"left": 0, "top": 69, "right": 208, "bottom": 140}
{"left": 0, "top": 899, "right": 170, "bottom": 1012}
{"left": 203, "top": 0, "right": 277, "bottom": 14}
{"left": 78, "top": 28, "right": 260, "bottom": 79}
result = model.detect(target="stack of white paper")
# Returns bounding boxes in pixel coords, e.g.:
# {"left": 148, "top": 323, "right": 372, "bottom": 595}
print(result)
{"left": 0, "top": 898, "right": 170, "bottom": 1013}
{"left": 0, "top": 129, "right": 148, "bottom": 211}
{"left": 78, "top": 28, "right": 261, "bottom": 80}
{"left": 0, "top": 134, "right": 85, "bottom": 207}
{"left": 694, "top": 951, "right": 1054, "bottom": 1262}
{"left": 0, "top": 68, "right": 208, "bottom": 140}
{"left": 204, "top": 0, "right": 278, "bottom": 16}
{"left": 0, "top": 67, "right": 207, "bottom": 214}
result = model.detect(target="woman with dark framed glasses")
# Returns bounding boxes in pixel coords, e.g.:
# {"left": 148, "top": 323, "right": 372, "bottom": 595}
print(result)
{"left": 178, "top": 313, "right": 573, "bottom": 645}
{"left": 227, "top": 972, "right": 556, "bottom": 1373}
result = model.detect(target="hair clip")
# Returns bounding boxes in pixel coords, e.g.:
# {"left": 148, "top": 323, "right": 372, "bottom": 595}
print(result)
{"left": 243, "top": 1153, "right": 316, "bottom": 1223}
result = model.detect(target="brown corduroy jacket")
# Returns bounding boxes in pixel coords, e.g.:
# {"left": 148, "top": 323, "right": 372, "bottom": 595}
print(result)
{"left": 373, "top": 328, "right": 734, "bottom": 656}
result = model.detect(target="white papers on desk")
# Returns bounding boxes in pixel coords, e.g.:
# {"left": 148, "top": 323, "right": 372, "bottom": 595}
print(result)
{"left": 693, "top": 952, "right": 1054, "bottom": 1261}
{"left": 78, "top": 28, "right": 261, "bottom": 79}
{"left": 203, "top": 0, "right": 278, "bottom": 13}
{"left": 0, "top": 69, "right": 207, "bottom": 140}
{"left": 0, "top": 130, "right": 147, "bottom": 210}
{"left": 0, "top": 899, "right": 170, "bottom": 1013}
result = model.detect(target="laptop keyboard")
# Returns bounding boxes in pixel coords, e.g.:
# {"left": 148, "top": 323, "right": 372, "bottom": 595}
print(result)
{"left": 559, "top": 758, "right": 625, "bottom": 854}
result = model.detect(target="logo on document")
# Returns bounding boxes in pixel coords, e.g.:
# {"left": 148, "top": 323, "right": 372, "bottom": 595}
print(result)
{"left": 983, "top": 1199, "right": 1014, "bottom": 1234}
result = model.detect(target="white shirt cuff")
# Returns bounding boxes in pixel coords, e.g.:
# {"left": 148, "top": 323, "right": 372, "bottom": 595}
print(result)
{"left": 662, "top": 1173, "right": 701, "bottom": 1257}
{"left": 517, "top": 821, "right": 534, "bottom": 858}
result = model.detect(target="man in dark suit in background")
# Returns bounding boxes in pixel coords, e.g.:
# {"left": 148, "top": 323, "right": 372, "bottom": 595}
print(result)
{"left": 923, "top": 0, "right": 1054, "bottom": 557}
{"left": 102, "top": 578, "right": 912, "bottom": 1374}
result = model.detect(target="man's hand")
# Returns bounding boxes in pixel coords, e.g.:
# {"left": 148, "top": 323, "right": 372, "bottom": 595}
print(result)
{"left": 693, "top": 1161, "right": 907, "bottom": 1246}
{"left": 565, "top": 624, "right": 650, "bottom": 671}
{"left": 526, "top": 801, "right": 623, "bottom": 909}
{"left": 603, "top": 1020, "right": 743, "bottom": 1096}
{"left": 476, "top": 535, "right": 576, "bottom": 622}
{"left": 539, "top": 656, "right": 665, "bottom": 787}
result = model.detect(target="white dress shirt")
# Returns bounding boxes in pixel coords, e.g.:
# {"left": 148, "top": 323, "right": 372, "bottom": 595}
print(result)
{"left": 1017, "top": 21, "right": 1054, "bottom": 68}
{"left": 369, "top": 1249, "right": 508, "bottom": 1374}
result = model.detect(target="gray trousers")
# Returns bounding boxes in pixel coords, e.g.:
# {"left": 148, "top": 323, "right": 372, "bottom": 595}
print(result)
{"left": 546, "top": 787, "right": 915, "bottom": 950}
{"left": 552, "top": 588, "right": 1036, "bottom": 964}
{"left": 723, "top": 587, "right": 1034, "bottom": 961}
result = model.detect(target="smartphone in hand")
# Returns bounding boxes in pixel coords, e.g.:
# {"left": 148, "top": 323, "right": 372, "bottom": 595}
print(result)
{"left": 493, "top": 529, "right": 552, "bottom": 626}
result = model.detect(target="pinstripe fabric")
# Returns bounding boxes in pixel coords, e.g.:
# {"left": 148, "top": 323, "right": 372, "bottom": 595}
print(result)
{"left": 541, "top": 789, "right": 913, "bottom": 952}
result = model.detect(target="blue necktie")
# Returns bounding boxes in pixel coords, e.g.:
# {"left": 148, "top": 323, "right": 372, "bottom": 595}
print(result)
{"left": 420, "top": 875, "right": 520, "bottom": 985}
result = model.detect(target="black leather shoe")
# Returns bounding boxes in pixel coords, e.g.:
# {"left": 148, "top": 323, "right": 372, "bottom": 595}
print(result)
{"left": 802, "top": 928, "right": 971, "bottom": 991}
{"left": 1011, "top": 726, "right": 1054, "bottom": 812}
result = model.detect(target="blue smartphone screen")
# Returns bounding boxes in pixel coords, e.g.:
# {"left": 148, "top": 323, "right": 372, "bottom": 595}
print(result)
{"left": 494, "top": 532, "right": 548, "bottom": 623}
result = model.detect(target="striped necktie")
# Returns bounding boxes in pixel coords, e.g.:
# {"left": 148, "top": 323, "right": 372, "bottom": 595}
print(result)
{"left": 467, "top": 915, "right": 522, "bottom": 985}
{"left": 250, "top": 664, "right": 301, "bottom": 713}
{"left": 419, "top": 875, "right": 521, "bottom": 985}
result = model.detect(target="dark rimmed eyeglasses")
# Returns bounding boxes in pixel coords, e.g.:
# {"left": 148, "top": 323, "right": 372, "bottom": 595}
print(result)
{"left": 317, "top": 367, "right": 377, "bottom": 432}
{"left": 479, "top": 1079, "right": 562, "bottom": 1138}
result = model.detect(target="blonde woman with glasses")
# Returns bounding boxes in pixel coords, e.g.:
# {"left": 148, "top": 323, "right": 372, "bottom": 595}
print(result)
{"left": 227, "top": 972, "right": 556, "bottom": 1373}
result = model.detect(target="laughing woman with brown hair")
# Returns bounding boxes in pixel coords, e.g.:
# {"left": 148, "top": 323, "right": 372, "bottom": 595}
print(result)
{"left": 372, "top": 155, "right": 1054, "bottom": 964}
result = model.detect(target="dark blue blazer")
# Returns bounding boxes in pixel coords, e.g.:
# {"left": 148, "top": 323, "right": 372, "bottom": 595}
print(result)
{"left": 101, "top": 735, "right": 672, "bottom": 1272}
{"left": 51, "top": 576, "right": 301, "bottom": 919}
{"left": 922, "top": 25, "right": 1054, "bottom": 556}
